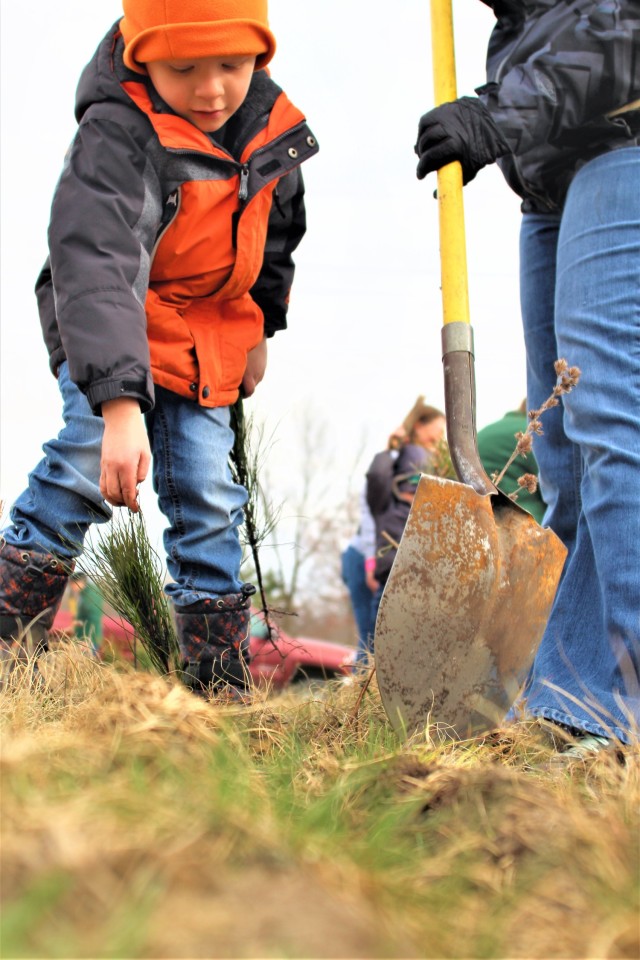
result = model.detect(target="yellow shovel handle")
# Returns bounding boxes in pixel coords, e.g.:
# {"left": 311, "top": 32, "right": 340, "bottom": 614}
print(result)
{"left": 430, "top": 0, "right": 470, "bottom": 327}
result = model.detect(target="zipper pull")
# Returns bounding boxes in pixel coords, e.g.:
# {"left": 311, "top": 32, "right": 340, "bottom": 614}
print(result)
{"left": 238, "top": 164, "right": 249, "bottom": 202}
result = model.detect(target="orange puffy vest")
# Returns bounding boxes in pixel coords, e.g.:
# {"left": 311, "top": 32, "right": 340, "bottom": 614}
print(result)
{"left": 121, "top": 77, "right": 311, "bottom": 407}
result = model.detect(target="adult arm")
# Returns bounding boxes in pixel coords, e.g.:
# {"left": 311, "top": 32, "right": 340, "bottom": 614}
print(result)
{"left": 416, "top": 2, "right": 640, "bottom": 181}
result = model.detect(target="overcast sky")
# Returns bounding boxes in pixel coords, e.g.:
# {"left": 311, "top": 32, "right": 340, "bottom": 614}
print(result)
{"left": 0, "top": 0, "right": 527, "bottom": 553}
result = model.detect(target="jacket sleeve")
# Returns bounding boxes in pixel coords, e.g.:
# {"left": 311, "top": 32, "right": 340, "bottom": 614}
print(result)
{"left": 47, "top": 116, "right": 160, "bottom": 413}
{"left": 249, "top": 166, "right": 307, "bottom": 337}
{"left": 479, "top": 1, "right": 640, "bottom": 158}
{"left": 35, "top": 259, "right": 66, "bottom": 377}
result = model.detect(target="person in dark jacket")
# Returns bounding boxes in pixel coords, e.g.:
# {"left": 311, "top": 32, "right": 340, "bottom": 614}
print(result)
{"left": 415, "top": 0, "right": 640, "bottom": 753}
{"left": 366, "top": 401, "right": 446, "bottom": 640}
{"left": 0, "top": 0, "right": 318, "bottom": 699}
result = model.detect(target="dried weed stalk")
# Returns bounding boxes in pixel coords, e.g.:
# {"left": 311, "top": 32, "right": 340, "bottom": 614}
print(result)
{"left": 494, "top": 358, "right": 581, "bottom": 498}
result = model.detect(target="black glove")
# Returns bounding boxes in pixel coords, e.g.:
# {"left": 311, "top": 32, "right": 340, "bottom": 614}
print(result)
{"left": 415, "top": 96, "right": 510, "bottom": 184}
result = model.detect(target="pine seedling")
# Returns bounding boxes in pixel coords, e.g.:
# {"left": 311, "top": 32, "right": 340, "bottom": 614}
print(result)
{"left": 229, "top": 398, "right": 282, "bottom": 642}
{"left": 80, "top": 512, "right": 180, "bottom": 676}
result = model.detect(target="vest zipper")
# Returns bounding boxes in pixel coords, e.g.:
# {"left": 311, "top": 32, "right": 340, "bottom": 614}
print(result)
{"left": 238, "top": 164, "right": 249, "bottom": 202}
{"left": 165, "top": 120, "right": 311, "bottom": 203}
{"left": 234, "top": 121, "right": 312, "bottom": 206}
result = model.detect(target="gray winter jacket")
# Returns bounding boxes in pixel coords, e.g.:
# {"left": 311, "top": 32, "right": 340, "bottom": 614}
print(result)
{"left": 478, "top": 0, "right": 640, "bottom": 210}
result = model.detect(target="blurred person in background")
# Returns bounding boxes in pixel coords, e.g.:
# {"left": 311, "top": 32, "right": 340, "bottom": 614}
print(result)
{"left": 476, "top": 400, "right": 546, "bottom": 525}
{"left": 366, "top": 400, "right": 446, "bottom": 638}
{"left": 341, "top": 488, "right": 377, "bottom": 667}
{"left": 71, "top": 574, "right": 104, "bottom": 656}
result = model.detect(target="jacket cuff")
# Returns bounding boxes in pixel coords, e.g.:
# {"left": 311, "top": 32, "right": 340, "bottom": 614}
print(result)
{"left": 264, "top": 315, "right": 288, "bottom": 338}
{"left": 86, "top": 377, "right": 154, "bottom": 415}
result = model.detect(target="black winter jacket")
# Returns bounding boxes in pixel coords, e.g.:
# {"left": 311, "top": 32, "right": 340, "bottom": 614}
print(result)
{"left": 478, "top": 0, "right": 640, "bottom": 210}
{"left": 366, "top": 444, "right": 432, "bottom": 586}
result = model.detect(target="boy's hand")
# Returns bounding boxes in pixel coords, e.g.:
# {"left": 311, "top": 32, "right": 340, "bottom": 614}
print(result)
{"left": 241, "top": 337, "right": 268, "bottom": 398}
{"left": 100, "top": 397, "right": 151, "bottom": 512}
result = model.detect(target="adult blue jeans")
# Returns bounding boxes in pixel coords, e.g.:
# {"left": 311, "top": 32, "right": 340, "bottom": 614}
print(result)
{"left": 341, "top": 544, "right": 376, "bottom": 663}
{"left": 518, "top": 147, "right": 640, "bottom": 743}
{"left": 3, "top": 362, "right": 247, "bottom": 606}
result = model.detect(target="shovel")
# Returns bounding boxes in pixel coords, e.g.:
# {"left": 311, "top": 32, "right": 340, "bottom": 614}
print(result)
{"left": 373, "top": 0, "right": 567, "bottom": 739}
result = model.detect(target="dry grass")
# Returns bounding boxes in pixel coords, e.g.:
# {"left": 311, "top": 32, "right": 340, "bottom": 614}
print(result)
{"left": 1, "top": 645, "right": 639, "bottom": 959}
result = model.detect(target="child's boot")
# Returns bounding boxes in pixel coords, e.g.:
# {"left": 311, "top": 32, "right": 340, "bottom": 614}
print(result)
{"left": 174, "top": 585, "right": 256, "bottom": 699}
{"left": 0, "top": 542, "right": 73, "bottom": 675}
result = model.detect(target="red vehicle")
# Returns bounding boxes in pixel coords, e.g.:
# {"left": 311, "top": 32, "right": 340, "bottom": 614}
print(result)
{"left": 247, "top": 613, "right": 355, "bottom": 689}
{"left": 52, "top": 608, "right": 355, "bottom": 690}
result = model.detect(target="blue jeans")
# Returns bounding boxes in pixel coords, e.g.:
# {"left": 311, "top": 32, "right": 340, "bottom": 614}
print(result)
{"left": 518, "top": 147, "right": 640, "bottom": 742}
{"left": 3, "top": 363, "right": 247, "bottom": 606}
{"left": 341, "top": 544, "right": 376, "bottom": 662}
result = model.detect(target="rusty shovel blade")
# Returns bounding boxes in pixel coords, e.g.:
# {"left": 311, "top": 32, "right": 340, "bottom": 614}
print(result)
{"left": 374, "top": 474, "right": 567, "bottom": 739}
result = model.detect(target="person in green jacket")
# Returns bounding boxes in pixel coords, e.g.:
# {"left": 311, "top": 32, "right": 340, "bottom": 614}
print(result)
{"left": 476, "top": 401, "right": 546, "bottom": 525}
{"left": 72, "top": 575, "right": 104, "bottom": 655}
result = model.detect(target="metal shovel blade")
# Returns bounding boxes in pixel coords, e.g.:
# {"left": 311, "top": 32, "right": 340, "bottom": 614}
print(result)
{"left": 374, "top": 474, "right": 567, "bottom": 738}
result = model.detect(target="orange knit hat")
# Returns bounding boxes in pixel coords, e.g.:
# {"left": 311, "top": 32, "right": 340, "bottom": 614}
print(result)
{"left": 120, "top": 0, "right": 276, "bottom": 74}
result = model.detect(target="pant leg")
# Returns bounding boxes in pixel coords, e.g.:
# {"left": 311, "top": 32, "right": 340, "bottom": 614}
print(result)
{"left": 2, "top": 362, "right": 110, "bottom": 560}
{"left": 521, "top": 148, "right": 640, "bottom": 741}
{"left": 341, "top": 544, "right": 375, "bottom": 660}
{"left": 146, "top": 386, "right": 247, "bottom": 604}
{"left": 519, "top": 212, "right": 581, "bottom": 549}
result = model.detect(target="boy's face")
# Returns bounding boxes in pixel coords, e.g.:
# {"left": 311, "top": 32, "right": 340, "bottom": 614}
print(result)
{"left": 146, "top": 55, "right": 256, "bottom": 133}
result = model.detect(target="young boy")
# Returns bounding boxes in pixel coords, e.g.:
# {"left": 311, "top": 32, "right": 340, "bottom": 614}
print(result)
{"left": 0, "top": 0, "right": 318, "bottom": 696}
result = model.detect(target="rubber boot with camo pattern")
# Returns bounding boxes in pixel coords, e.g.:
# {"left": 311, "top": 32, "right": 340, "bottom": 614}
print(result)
{"left": 0, "top": 542, "right": 74, "bottom": 680}
{"left": 174, "top": 584, "right": 256, "bottom": 699}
